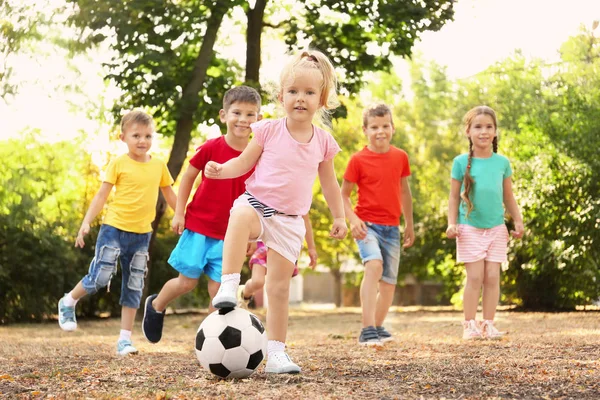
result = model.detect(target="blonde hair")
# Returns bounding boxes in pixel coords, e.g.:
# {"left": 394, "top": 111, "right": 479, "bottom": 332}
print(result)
{"left": 362, "top": 103, "right": 394, "bottom": 127}
{"left": 279, "top": 49, "right": 340, "bottom": 127}
{"left": 461, "top": 105, "right": 499, "bottom": 218}
{"left": 120, "top": 109, "right": 155, "bottom": 133}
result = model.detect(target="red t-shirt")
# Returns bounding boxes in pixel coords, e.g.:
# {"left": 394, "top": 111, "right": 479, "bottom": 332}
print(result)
{"left": 343, "top": 146, "right": 411, "bottom": 226}
{"left": 185, "top": 136, "right": 254, "bottom": 240}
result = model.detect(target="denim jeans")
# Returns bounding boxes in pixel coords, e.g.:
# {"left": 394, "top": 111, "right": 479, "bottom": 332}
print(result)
{"left": 356, "top": 222, "right": 401, "bottom": 285}
{"left": 81, "top": 224, "right": 151, "bottom": 308}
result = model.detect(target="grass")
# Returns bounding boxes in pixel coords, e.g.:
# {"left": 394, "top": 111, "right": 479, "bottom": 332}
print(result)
{"left": 1, "top": 306, "right": 599, "bottom": 399}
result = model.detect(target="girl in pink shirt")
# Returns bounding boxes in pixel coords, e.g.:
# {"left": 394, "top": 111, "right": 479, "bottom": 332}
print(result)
{"left": 205, "top": 49, "right": 347, "bottom": 374}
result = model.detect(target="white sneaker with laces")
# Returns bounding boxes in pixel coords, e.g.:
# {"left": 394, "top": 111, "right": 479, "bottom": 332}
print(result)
{"left": 462, "top": 319, "right": 482, "bottom": 340}
{"left": 480, "top": 320, "right": 506, "bottom": 339}
{"left": 212, "top": 280, "right": 238, "bottom": 309}
{"left": 265, "top": 352, "right": 301, "bottom": 374}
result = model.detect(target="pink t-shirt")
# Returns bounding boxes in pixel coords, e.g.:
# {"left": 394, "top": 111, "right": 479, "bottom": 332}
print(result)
{"left": 245, "top": 118, "right": 341, "bottom": 215}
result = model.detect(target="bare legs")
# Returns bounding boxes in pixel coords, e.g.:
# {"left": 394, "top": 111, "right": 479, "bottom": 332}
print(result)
{"left": 463, "top": 260, "right": 501, "bottom": 320}
{"left": 360, "top": 260, "right": 396, "bottom": 328}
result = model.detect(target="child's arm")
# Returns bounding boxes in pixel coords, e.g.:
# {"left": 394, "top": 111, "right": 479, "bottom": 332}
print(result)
{"left": 76, "top": 182, "right": 114, "bottom": 248}
{"left": 318, "top": 159, "right": 347, "bottom": 239}
{"left": 160, "top": 185, "right": 177, "bottom": 212}
{"left": 302, "top": 214, "right": 318, "bottom": 268}
{"left": 171, "top": 164, "right": 201, "bottom": 235}
{"left": 446, "top": 178, "right": 462, "bottom": 239}
{"left": 204, "top": 140, "right": 262, "bottom": 179}
{"left": 400, "top": 176, "right": 415, "bottom": 248}
{"left": 503, "top": 177, "right": 524, "bottom": 238}
{"left": 340, "top": 179, "right": 368, "bottom": 240}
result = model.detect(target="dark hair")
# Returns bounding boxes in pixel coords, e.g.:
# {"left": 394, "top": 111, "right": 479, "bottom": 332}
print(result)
{"left": 223, "top": 85, "right": 262, "bottom": 111}
{"left": 120, "top": 109, "right": 155, "bottom": 133}
{"left": 461, "top": 105, "right": 499, "bottom": 218}
{"left": 362, "top": 103, "right": 393, "bottom": 127}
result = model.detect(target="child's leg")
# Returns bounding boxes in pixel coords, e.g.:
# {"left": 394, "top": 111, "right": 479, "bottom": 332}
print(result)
{"left": 360, "top": 260, "right": 383, "bottom": 328}
{"left": 222, "top": 207, "right": 262, "bottom": 274}
{"left": 152, "top": 274, "right": 199, "bottom": 312}
{"left": 68, "top": 281, "right": 88, "bottom": 301}
{"left": 264, "top": 250, "right": 295, "bottom": 342}
{"left": 244, "top": 264, "right": 266, "bottom": 299}
{"left": 207, "top": 278, "right": 219, "bottom": 313}
{"left": 121, "top": 306, "right": 137, "bottom": 332}
{"left": 481, "top": 261, "right": 501, "bottom": 320}
{"left": 463, "top": 260, "right": 485, "bottom": 320}
{"left": 375, "top": 281, "right": 395, "bottom": 327}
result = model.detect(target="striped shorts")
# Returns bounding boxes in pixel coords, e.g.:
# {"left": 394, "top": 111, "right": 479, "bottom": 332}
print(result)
{"left": 456, "top": 224, "right": 508, "bottom": 263}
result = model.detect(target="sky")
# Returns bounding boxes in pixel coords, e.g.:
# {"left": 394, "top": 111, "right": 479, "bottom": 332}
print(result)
{"left": 1, "top": 0, "right": 599, "bottom": 142}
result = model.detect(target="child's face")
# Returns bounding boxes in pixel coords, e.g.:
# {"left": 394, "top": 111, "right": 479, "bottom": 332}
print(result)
{"left": 466, "top": 113, "right": 496, "bottom": 150}
{"left": 280, "top": 68, "right": 322, "bottom": 124}
{"left": 363, "top": 114, "right": 394, "bottom": 151}
{"left": 120, "top": 123, "right": 154, "bottom": 161}
{"left": 219, "top": 102, "right": 261, "bottom": 140}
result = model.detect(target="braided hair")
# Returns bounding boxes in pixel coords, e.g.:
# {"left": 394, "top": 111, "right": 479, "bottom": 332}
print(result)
{"left": 460, "top": 106, "right": 498, "bottom": 218}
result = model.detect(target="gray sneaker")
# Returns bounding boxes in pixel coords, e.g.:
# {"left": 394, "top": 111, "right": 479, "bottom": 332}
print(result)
{"left": 58, "top": 295, "right": 77, "bottom": 331}
{"left": 376, "top": 326, "right": 394, "bottom": 342}
{"left": 358, "top": 326, "right": 382, "bottom": 346}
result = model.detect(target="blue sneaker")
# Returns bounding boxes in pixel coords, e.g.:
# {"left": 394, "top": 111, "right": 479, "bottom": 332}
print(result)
{"left": 116, "top": 340, "right": 138, "bottom": 356}
{"left": 58, "top": 295, "right": 77, "bottom": 331}
{"left": 358, "top": 326, "right": 382, "bottom": 346}
{"left": 376, "top": 326, "right": 394, "bottom": 342}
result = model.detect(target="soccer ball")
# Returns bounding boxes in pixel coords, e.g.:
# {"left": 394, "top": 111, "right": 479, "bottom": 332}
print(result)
{"left": 195, "top": 307, "right": 267, "bottom": 379}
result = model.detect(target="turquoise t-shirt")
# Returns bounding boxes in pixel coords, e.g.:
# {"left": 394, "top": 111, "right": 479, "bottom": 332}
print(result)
{"left": 451, "top": 153, "right": 512, "bottom": 228}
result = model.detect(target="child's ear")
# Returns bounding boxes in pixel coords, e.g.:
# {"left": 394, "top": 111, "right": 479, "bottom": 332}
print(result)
{"left": 257, "top": 113, "right": 263, "bottom": 121}
{"left": 277, "top": 92, "right": 283, "bottom": 103}
{"left": 119, "top": 132, "right": 125, "bottom": 141}
{"left": 219, "top": 109, "right": 226, "bottom": 123}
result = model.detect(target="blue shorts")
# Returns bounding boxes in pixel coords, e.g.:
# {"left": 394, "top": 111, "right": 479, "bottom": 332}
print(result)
{"left": 81, "top": 224, "right": 151, "bottom": 308}
{"left": 356, "top": 222, "right": 401, "bottom": 285}
{"left": 168, "top": 230, "right": 223, "bottom": 282}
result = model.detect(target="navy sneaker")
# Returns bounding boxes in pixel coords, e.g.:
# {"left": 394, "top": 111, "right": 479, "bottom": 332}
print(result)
{"left": 358, "top": 326, "right": 383, "bottom": 346}
{"left": 376, "top": 326, "right": 394, "bottom": 342}
{"left": 142, "top": 294, "right": 165, "bottom": 343}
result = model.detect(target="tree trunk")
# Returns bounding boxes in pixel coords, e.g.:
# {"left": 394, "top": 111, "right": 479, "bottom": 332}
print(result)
{"left": 245, "top": 0, "right": 267, "bottom": 86}
{"left": 331, "top": 268, "right": 342, "bottom": 308}
{"left": 144, "top": 2, "right": 233, "bottom": 300}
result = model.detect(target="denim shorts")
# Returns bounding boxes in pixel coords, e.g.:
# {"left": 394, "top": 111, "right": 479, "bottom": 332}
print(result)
{"left": 356, "top": 222, "right": 401, "bottom": 285}
{"left": 81, "top": 224, "right": 151, "bottom": 308}
{"left": 168, "top": 229, "right": 223, "bottom": 283}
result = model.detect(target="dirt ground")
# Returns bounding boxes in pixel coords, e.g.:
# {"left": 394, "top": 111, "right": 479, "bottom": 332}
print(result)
{"left": 1, "top": 306, "right": 599, "bottom": 399}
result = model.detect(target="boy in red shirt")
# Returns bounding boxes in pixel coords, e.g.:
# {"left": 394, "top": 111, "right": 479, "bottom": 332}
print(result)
{"left": 142, "top": 86, "right": 261, "bottom": 343}
{"left": 341, "top": 103, "right": 414, "bottom": 346}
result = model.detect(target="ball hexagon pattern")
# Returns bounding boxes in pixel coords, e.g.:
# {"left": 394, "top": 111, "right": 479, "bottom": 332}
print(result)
{"left": 195, "top": 307, "right": 267, "bottom": 379}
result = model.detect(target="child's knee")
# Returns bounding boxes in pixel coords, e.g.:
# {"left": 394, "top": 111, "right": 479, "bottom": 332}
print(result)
{"left": 93, "top": 245, "right": 120, "bottom": 290}
{"left": 466, "top": 274, "right": 484, "bottom": 288}
{"left": 127, "top": 251, "right": 148, "bottom": 292}
{"left": 177, "top": 275, "right": 198, "bottom": 293}
{"left": 266, "top": 280, "right": 289, "bottom": 300}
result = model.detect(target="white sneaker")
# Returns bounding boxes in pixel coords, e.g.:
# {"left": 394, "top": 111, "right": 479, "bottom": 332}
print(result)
{"left": 480, "top": 320, "right": 506, "bottom": 339}
{"left": 58, "top": 295, "right": 77, "bottom": 331}
{"left": 212, "top": 280, "right": 238, "bottom": 309}
{"left": 462, "top": 319, "right": 482, "bottom": 340}
{"left": 265, "top": 352, "right": 301, "bottom": 374}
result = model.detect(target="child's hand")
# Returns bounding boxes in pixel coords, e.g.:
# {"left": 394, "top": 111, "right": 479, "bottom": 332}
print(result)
{"left": 446, "top": 224, "right": 459, "bottom": 239}
{"left": 403, "top": 225, "right": 415, "bottom": 248}
{"left": 349, "top": 217, "right": 368, "bottom": 240}
{"left": 171, "top": 213, "right": 185, "bottom": 235}
{"left": 511, "top": 221, "right": 524, "bottom": 239}
{"left": 329, "top": 218, "right": 348, "bottom": 240}
{"left": 204, "top": 161, "right": 222, "bottom": 179}
{"left": 246, "top": 241, "right": 257, "bottom": 256}
{"left": 308, "top": 248, "right": 318, "bottom": 269}
{"left": 75, "top": 222, "right": 90, "bottom": 248}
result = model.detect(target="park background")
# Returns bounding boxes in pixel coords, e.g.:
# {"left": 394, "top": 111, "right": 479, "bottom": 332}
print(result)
{"left": 2, "top": 0, "right": 600, "bottom": 324}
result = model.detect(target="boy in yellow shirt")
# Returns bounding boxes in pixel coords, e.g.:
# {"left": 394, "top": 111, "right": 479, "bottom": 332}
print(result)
{"left": 58, "top": 110, "right": 177, "bottom": 356}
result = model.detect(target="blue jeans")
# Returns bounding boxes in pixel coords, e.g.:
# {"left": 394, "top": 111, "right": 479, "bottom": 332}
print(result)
{"left": 81, "top": 224, "right": 152, "bottom": 308}
{"left": 356, "top": 222, "right": 401, "bottom": 285}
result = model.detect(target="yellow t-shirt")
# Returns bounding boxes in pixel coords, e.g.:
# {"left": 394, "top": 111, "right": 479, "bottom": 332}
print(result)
{"left": 103, "top": 154, "right": 174, "bottom": 233}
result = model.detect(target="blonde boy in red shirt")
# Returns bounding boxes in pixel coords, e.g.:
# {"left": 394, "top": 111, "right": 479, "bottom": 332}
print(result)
{"left": 341, "top": 103, "right": 415, "bottom": 346}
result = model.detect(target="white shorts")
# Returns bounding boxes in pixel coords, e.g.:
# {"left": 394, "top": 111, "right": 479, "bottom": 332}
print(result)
{"left": 456, "top": 224, "right": 508, "bottom": 263}
{"left": 231, "top": 193, "right": 305, "bottom": 264}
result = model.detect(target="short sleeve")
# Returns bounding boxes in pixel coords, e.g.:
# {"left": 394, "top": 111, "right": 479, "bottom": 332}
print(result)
{"left": 343, "top": 154, "right": 359, "bottom": 183}
{"left": 503, "top": 158, "right": 513, "bottom": 179}
{"left": 189, "top": 140, "right": 212, "bottom": 171}
{"left": 250, "top": 119, "right": 274, "bottom": 147}
{"left": 400, "top": 151, "right": 411, "bottom": 178}
{"left": 104, "top": 158, "right": 118, "bottom": 184}
{"left": 322, "top": 133, "right": 341, "bottom": 161}
{"left": 159, "top": 162, "right": 174, "bottom": 187}
{"left": 451, "top": 156, "right": 464, "bottom": 181}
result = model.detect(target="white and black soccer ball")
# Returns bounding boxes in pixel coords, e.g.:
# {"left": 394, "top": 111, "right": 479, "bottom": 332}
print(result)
{"left": 195, "top": 307, "right": 267, "bottom": 379}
